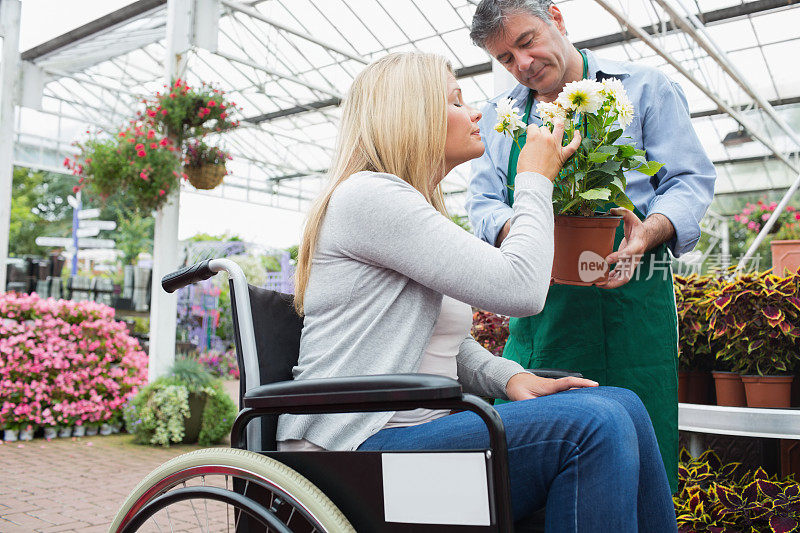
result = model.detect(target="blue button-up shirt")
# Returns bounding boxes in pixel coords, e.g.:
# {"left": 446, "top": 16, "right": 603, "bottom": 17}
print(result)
{"left": 466, "top": 49, "right": 716, "bottom": 257}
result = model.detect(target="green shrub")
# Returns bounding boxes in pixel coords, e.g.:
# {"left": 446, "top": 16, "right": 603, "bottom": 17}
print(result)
{"left": 171, "top": 357, "right": 215, "bottom": 389}
{"left": 123, "top": 379, "right": 190, "bottom": 446}
{"left": 198, "top": 381, "right": 237, "bottom": 446}
{"left": 123, "top": 360, "right": 236, "bottom": 447}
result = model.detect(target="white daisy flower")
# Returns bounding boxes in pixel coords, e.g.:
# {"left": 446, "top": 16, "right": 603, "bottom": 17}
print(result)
{"left": 556, "top": 79, "right": 604, "bottom": 114}
{"left": 536, "top": 101, "right": 568, "bottom": 125}
{"left": 494, "top": 97, "right": 527, "bottom": 137}
{"left": 495, "top": 97, "right": 518, "bottom": 118}
{"left": 616, "top": 99, "right": 635, "bottom": 129}
{"left": 600, "top": 77, "right": 626, "bottom": 104}
{"left": 600, "top": 77, "right": 635, "bottom": 127}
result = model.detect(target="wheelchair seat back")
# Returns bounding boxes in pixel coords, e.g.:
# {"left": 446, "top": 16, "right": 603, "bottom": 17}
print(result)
{"left": 232, "top": 284, "right": 302, "bottom": 451}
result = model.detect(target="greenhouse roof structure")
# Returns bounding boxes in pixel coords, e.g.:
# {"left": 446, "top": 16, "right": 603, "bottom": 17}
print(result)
{"left": 2, "top": 0, "right": 799, "bottom": 378}
{"left": 8, "top": 0, "right": 800, "bottom": 216}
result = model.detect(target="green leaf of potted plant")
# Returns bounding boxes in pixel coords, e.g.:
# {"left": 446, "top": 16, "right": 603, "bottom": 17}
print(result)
{"left": 495, "top": 78, "right": 664, "bottom": 285}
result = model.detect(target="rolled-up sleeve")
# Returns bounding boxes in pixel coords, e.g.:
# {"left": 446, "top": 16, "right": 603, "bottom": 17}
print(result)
{"left": 467, "top": 102, "right": 515, "bottom": 246}
{"left": 456, "top": 335, "right": 525, "bottom": 400}
{"left": 642, "top": 79, "right": 716, "bottom": 257}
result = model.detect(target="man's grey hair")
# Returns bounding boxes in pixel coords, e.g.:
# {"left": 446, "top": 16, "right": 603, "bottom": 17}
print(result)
{"left": 470, "top": 0, "right": 556, "bottom": 50}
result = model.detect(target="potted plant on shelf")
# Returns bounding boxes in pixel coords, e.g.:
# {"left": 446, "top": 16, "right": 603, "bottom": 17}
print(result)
{"left": 733, "top": 198, "right": 800, "bottom": 275}
{"left": 772, "top": 219, "right": 800, "bottom": 276}
{"left": 674, "top": 448, "right": 800, "bottom": 533}
{"left": 495, "top": 78, "right": 663, "bottom": 285}
{"left": 65, "top": 124, "right": 182, "bottom": 215}
{"left": 708, "top": 269, "right": 800, "bottom": 407}
{"left": 674, "top": 274, "right": 719, "bottom": 405}
{"left": 183, "top": 140, "right": 232, "bottom": 191}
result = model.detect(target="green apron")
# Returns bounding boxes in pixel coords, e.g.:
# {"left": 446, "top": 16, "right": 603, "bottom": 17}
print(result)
{"left": 500, "top": 76, "right": 679, "bottom": 492}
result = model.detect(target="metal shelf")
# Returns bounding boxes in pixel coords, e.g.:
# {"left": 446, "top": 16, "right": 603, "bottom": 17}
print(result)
{"left": 679, "top": 403, "right": 800, "bottom": 440}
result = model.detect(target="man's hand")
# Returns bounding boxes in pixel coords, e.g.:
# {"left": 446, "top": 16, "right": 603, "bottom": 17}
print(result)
{"left": 495, "top": 220, "right": 512, "bottom": 246}
{"left": 505, "top": 371, "right": 598, "bottom": 401}
{"left": 599, "top": 209, "right": 675, "bottom": 289}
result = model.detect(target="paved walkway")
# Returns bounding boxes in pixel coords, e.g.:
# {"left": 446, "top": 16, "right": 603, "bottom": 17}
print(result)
{"left": 0, "top": 381, "right": 239, "bottom": 533}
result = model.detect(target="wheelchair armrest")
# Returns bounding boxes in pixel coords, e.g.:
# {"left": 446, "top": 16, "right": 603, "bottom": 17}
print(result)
{"left": 527, "top": 368, "right": 583, "bottom": 379}
{"left": 243, "top": 373, "right": 462, "bottom": 410}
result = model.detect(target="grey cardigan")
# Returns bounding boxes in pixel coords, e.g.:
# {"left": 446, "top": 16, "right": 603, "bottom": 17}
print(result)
{"left": 276, "top": 170, "right": 555, "bottom": 450}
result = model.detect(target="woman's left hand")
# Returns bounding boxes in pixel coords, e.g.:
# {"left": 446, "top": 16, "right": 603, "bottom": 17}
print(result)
{"left": 505, "top": 372, "right": 599, "bottom": 401}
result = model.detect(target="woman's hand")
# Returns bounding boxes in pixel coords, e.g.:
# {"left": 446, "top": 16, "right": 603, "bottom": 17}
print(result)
{"left": 505, "top": 371, "right": 598, "bottom": 401}
{"left": 517, "top": 121, "right": 581, "bottom": 182}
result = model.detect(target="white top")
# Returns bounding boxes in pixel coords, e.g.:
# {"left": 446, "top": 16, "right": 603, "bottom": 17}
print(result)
{"left": 278, "top": 295, "right": 474, "bottom": 451}
{"left": 384, "top": 295, "right": 473, "bottom": 428}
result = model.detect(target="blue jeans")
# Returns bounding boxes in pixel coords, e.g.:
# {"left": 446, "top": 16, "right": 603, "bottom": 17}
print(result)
{"left": 358, "top": 386, "right": 677, "bottom": 532}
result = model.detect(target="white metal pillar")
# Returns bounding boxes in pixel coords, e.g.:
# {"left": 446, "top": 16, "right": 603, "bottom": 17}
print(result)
{"left": 492, "top": 59, "right": 517, "bottom": 96}
{"left": 147, "top": 0, "right": 192, "bottom": 382}
{"left": 0, "top": 0, "right": 21, "bottom": 293}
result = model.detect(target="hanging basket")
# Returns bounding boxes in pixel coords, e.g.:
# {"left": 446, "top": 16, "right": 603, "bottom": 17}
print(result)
{"left": 184, "top": 163, "right": 226, "bottom": 190}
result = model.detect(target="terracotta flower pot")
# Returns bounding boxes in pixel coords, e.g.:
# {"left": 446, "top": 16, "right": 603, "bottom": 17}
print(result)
{"left": 678, "top": 371, "right": 689, "bottom": 403}
{"left": 712, "top": 371, "right": 746, "bottom": 407}
{"left": 686, "top": 370, "right": 714, "bottom": 405}
{"left": 552, "top": 215, "right": 622, "bottom": 286}
{"left": 771, "top": 240, "right": 800, "bottom": 276}
{"left": 742, "top": 375, "right": 794, "bottom": 408}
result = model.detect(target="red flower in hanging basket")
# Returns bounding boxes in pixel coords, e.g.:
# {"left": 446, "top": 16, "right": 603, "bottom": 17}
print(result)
{"left": 143, "top": 79, "right": 240, "bottom": 142}
{"left": 68, "top": 122, "right": 181, "bottom": 215}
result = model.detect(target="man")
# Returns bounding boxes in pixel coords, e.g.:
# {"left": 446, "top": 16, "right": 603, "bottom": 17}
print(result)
{"left": 467, "top": 0, "right": 715, "bottom": 492}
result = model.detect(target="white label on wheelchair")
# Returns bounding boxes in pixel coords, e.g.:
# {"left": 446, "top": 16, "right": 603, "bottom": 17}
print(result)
{"left": 381, "top": 452, "right": 491, "bottom": 525}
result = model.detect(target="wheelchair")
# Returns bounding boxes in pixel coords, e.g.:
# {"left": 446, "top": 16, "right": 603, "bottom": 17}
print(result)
{"left": 110, "top": 258, "right": 581, "bottom": 532}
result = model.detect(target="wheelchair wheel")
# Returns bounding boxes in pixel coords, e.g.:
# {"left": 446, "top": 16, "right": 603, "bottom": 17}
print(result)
{"left": 110, "top": 447, "right": 355, "bottom": 533}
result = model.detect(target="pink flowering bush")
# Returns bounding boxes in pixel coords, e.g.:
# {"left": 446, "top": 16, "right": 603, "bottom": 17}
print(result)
{"left": 195, "top": 350, "right": 239, "bottom": 380}
{"left": 734, "top": 198, "right": 800, "bottom": 236}
{"left": 0, "top": 293, "right": 148, "bottom": 432}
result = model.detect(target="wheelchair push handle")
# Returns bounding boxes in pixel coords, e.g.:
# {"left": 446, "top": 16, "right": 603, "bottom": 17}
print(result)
{"left": 162, "top": 259, "right": 216, "bottom": 293}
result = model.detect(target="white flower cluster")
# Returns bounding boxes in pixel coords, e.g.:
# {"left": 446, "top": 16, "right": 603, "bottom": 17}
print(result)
{"left": 493, "top": 97, "right": 528, "bottom": 137}
{"left": 534, "top": 77, "right": 635, "bottom": 128}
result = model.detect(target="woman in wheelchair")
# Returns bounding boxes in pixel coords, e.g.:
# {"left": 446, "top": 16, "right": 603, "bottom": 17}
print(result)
{"left": 279, "top": 52, "right": 678, "bottom": 531}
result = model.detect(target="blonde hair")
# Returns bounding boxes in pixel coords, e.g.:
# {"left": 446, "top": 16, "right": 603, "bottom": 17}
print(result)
{"left": 294, "top": 52, "right": 452, "bottom": 315}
